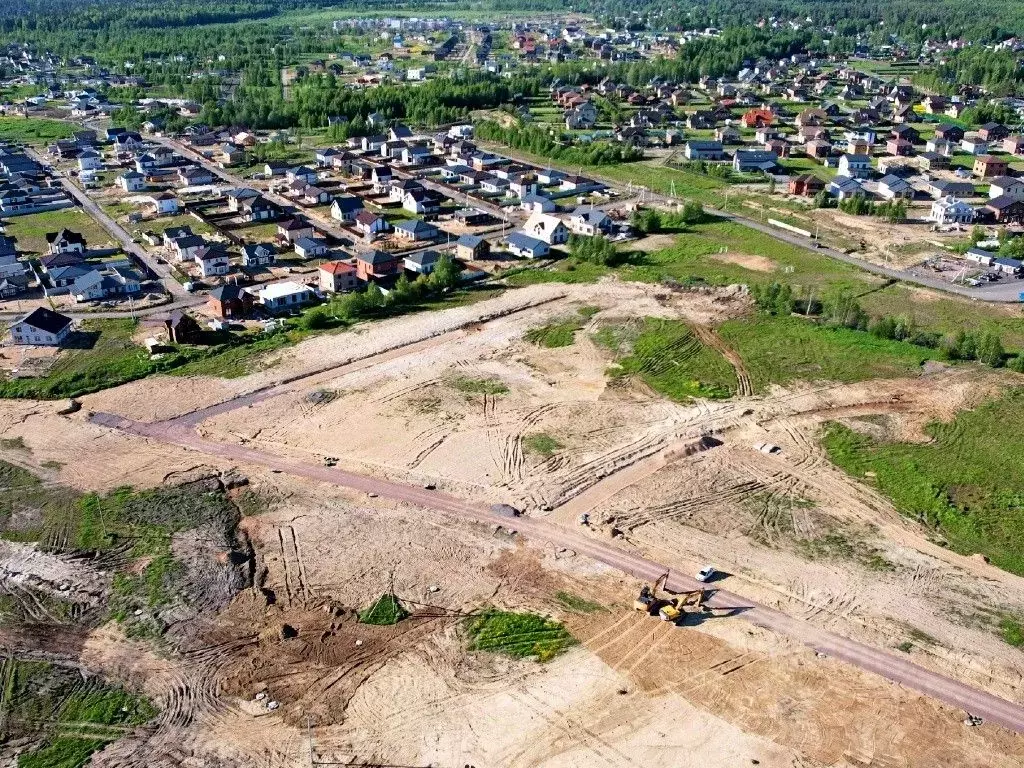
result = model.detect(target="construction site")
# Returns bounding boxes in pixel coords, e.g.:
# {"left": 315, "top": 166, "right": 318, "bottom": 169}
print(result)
{"left": 1, "top": 279, "right": 1024, "bottom": 767}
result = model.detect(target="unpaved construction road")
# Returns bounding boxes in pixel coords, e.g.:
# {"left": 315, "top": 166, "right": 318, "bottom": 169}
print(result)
{"left": 88, "top": 409, "right": 1024, "bottom": 735}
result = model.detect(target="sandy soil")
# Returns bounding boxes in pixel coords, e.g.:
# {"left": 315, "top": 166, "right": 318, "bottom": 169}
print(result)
{"left": 709, "top": 251, "right": 776, "bottom": 272}
{"left": 2, "top": 279, "right": 1024, "bottom": 766}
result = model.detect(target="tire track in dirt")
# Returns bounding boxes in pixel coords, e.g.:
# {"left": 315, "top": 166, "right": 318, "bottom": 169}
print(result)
{"left": 691, "top": 324, "right": 753, "bottom": 397}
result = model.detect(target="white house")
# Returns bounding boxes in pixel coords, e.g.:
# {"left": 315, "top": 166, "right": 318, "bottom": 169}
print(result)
{"left": 116, "top": 171, "right": 145, "bottom": 192}
{"left": 961, "top": 138, "right": 989, "bottom": 155}
{"left": 929, "top": 196, "right": 974, "bottom": 225}
{"left": 507, "top": 232, "right": 550, "bottom": 259}
{"left": 77, "top": 149, "right": 103, "bottom": 171}
{"left": 568, "top": 207, "right": 613, "bottom": 236}
{"left": 523, "top": 212, "right": 569, "bottom": 245}
{"left": 148, "top": 193, "right": 179, "bottom": 215}
{"left": 989, "top": 176, "right": 1024, "bottom": 200}
{"left": 258, "top": 280, "right": 315, "bottom": 311}
{"left": 838, "top": 153, "right": 872, "bottom": 179}
{"left": 195, "top": 246, "right": 230, "bottom": 277}
{"left": 9, "top": 307, "right": 73, "bottom": 346}
{"left": 877, "top": 174, "right": 914, "bottom": 200}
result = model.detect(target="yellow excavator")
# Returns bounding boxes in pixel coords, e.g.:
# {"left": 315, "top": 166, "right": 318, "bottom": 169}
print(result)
{"left": 633, "top": 573, "right": 669, "bottom": 613}
{"left": 658, "top": 588, "right": 705, "bottom": 623}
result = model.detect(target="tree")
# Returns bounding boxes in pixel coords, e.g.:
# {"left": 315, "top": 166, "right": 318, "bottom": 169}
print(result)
{"left": 978, "top": 331, "right": 1005, "bottom": 367}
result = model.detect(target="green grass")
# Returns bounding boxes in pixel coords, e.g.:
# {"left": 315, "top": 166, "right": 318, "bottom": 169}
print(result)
{"left": 465, "top": 609, "right": 575, "bottom": 662}
{"left": 358, "top": 594, "right": 409, "bottom": 625}
{"left": 718, "top": 316, "right": 938, "bottom": 392}
{"left": 523, "top": 433, "right": 562, "bottom": 457}
{"left": 821, "top": 389, "right": 1024, "bottom": 576}
{"left": 4, "top": 659, "right": 156, "bottom": 768}
{"left": 554, "top": 591, "right": 605, "bottom": 614}
{"left": 525, "top": 318, "right": 582, "bottom": 348}
{"left": 5, "top": 209, "right": 114, "bottom": 254}
{"left": 602, "top": 318, "right": 736, "bottom": 401}
{"left": 449, "top": 376, "right": 508, "bottom": 396}
{"left": 0, "top": 117, "right": 77, "bottom": 146}
{"left": 1000, "top": 616, "right": 1024, "bottom": 647}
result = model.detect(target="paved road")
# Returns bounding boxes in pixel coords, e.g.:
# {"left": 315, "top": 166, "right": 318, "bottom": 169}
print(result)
{"left": 24, "top": 148, "right": 188, "bottom": 299}
{"left": 88, "top": 405, "right": 1024, "bottom": 735}
{"left": 0, "top": 294, "right": 206, "bottom": 321}
{"left": 481, "top": 143, "right": 1024, "bottom": 304}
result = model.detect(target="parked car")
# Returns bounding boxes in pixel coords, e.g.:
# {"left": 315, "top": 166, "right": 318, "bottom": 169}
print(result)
{"left": 695, "top": 565, "right": 716, "bottom": 583}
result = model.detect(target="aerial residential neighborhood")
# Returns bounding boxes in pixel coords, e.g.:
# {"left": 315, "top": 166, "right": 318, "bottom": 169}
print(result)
{"left": 3, "top": 2, "right": 1024, "bottom": 767}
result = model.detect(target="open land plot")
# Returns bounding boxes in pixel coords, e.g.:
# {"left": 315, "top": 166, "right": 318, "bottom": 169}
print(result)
{"left": 2, "top": 279, "right": 1024, "bottom": 766}
{"left": 4, "top": 207, "right": 116, "bottom": 254}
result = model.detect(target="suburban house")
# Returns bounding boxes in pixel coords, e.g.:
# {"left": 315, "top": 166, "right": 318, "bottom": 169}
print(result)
{"left": 278, "top": 218, "right": 315, "bottom": 243}
{"left": 9, "top": 307, "right": 73, "bottom": 346}
{"left": 521, "top": 194, "right": 556, "bottom": 213}
{"left": 195, "top": 246, "right": 231, "bottom": 278}
{"left": 393, "top": 219, "right": 438, "bottom": 242}
{"left": 318, "top": 260, "right": 359, "bottom": 293}
{"left": 506, "top": 232, "right": 550, "bottom": 259}
{"left": 161, "top": 310, "right": 203, "bottom": 344}
{"left": 456, "top": 234, "right": 489, "bottom": 261}
{"left": 46, "top": 230, "right": 86, "bottom": 255}
{"left": 684, "top": 140, "right": 725, "bottom": 161}
{"left": 354, "top": 211, "right": 390, "bottom": 238}
{"left": 929, "top": 196, "right": 974, "bottom": 226}
{"left": 148, "top": 192, "right": 179, "bottom": 215}
{"left": 178, "top": 166, "right": 213, "bottom": 187}
{"left": 402, "top": 188, "right": 442, "bottom": 215}
{"left": 404, "top": 249, "right": 442, "bottom": 275}
{"left": 986, "top": 196, "right": 1024, "bottom": 224}
{"left": 293, "top": 237, "right": 329, "bottom": 259}
{"left": 993, "top": 257, "right": 1023, "bottom": 275}
{"left": 71, "top": 265, "right": 141, "bottom": 303}
{"left": 116, "top": 171, "right": 145, "bottom": 192}
{"left": 355, "top": 249, "right": 400, "bottom": 281}
{"left": 241, "top": 242, "right": 276, "bottom": 268}
{"left": 77, "top": 149, "right": 102, "bottom": 171}
{"left": 877, "top": 175, "right": 914, "bottom": 200}
{"left": 568, "top": 207, "right": 613, "bottom": 236}
{"left": 788, "top": 174, "right": 825, "bottom": 197}
{"left": 241, "top": 195, "right": 280, "bottom": 222}
{"left": 172, "top": 235, "right": 206, "bottom": 262}
{"left": 965, "top": 247, "right": 995, "bottom": 266}
{"left": 989, "top": 177, "right": 1024, "bottom": 200}
{"left": 258, "top": 281, "right": 316, "bottom": 312}
{"left": 979, "top": 123, "right": 1010, "bottom": 142}
{"left": 208, "top": 284, "right": 253, "bottom": 319}
{"left": 330, "top": 195, "right": 364, "bottom": 222}
{"left": 974, "top": 155, "right": 1009, "bottom": 179}
{"left": 523, "top": 212, "right": 569, "bottom": 245}
{"left": 732, "top": 150, "right": 778, "bottom": 173}
{"left": 827, "top": 176, "right": 866, "bottom": 200}
{"left": 226, "top": 187, "right": 261, "bottom": 212}
{"left": 961, "top": 138, "right": 989, "bottom": 155}
{"left": 838, "top": 154, "right": 872, "bottom": 179}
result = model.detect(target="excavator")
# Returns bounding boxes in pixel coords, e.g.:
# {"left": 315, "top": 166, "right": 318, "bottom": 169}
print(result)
{"left": 658, "top": 588, "right": 705, "bottom": 623}
{"left": 633, "top": 573, "right": 669, "bottom": 613}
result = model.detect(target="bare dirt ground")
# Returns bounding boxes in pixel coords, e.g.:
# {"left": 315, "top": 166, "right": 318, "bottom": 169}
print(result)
{"left": 2, "top": 279, "right": 1024, "bottom": 765}
{"left": 708, "top": 251, "right": 777, "bottom": 272}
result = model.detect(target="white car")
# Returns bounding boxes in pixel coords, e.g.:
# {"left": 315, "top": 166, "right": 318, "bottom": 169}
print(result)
{"left": 695, "top": 566, "right": 716, "bottom": 583}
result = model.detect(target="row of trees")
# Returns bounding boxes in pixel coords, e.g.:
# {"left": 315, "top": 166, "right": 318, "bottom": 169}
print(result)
{"left": 475, "top": 120, "right": 643, "bottom": 166}
{"left": 751, "top": 282, "right": 1011, "bottom": 368}
{"left": 815, "top": 193, "right": 908, "bottom": 224}
{"left": 300, "top": 255, "right": 461, "bottom": 330}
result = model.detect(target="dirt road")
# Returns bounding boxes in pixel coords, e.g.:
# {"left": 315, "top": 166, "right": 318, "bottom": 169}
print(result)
{"left": 87, "top": 410, "right": 1024, "bottom": 735}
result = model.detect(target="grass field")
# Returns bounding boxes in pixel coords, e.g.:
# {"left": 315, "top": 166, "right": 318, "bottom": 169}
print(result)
{"left": 3, "top": 659, "right": 156, "bottom": 768}
{"left": 465, "top": 609, "right": 576, "bottom": 662}
{"left": 598, "top": 318, "right": 736, "bottom": 400}
{"left": 718, "top": 315, "right": 938, "bottom": 392}
{"left": 0, "top": 117, "right": 76, "bottom": 145}
{"left": 523, "top": 433, "right": 563, "bottom": 457}
{"left": 4, "top": 209, "right": 114, "bottom": 254}
{"left": 822, "top": 389, "right": 1024, "bottom": 576}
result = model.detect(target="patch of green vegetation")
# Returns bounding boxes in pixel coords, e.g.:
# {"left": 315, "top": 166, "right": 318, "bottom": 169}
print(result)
{"left": 1000, "top": 616, "right": 1024, "bottom": 647}
{"left": 4, "top": 209, "right": 112, "bottom": 254}
{"left": 449, "top": 376, "right": 508, "bottom": 396}
{"left": 0, "top": 437, "right": 28, "bottom": 451}
{"left": 523, "top": 433, "right": 562, "bottom": 457}
{"left": 604, "top": 318, "right": 735, "bottom": 401}
{"left": 718, "top": 315, "right": 937, "bottom": 392}
{"left": 167, "top": 331, "right": 292, "bottom": 378}
{"left": 0, "top": 117, "right": 76, "bottom": 146}
{"left": 358, "top": 594, "right": 409, "bottom": 625}
{"left": 0, "top": 460, "right": 79, "bottom": 544}
{"left": 821, "top": 389, "right": 1024, "bottom": 576}
{"left": 3, "top": 659, "right": 156, "bottom": 768}
{"left": 525, "top": 318, "right": 582, "bottom": 348}
{"left": 794, "top": 532, "right": 892, "bottom": 571}
{"left": 577, "top": 305, "right": 600, "bottom": 318}
{"left": 40, "top": 460, "right": 63, "bottom": 470}
{"left": 895, "top": 640, "right": 914, "bottom": 653}
{"left": 554, "top": 592, "right": 605, "bottom": 614}
{"left": 465, "top": 609, "right": 576, "bottom": 662}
